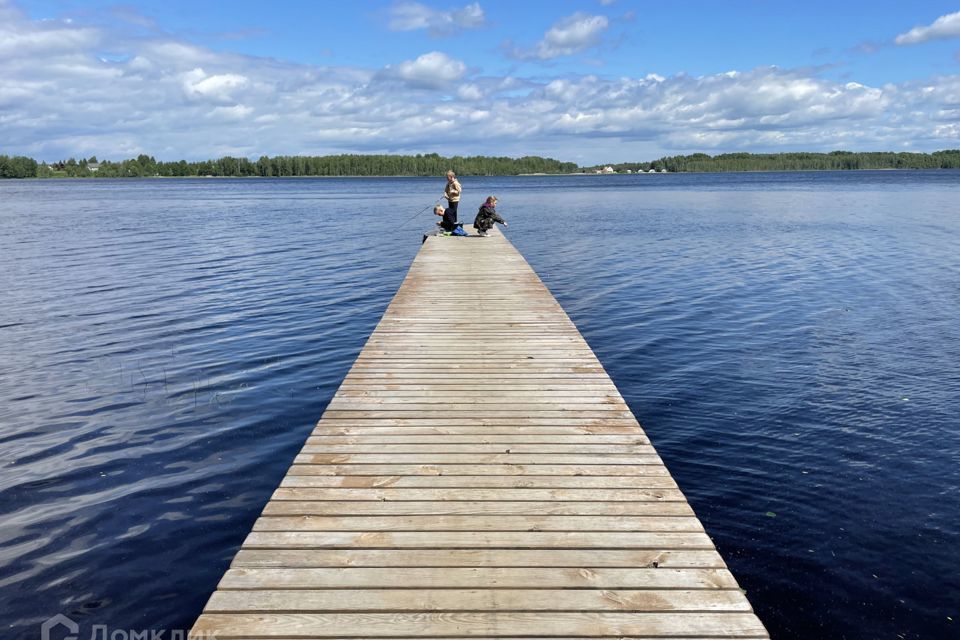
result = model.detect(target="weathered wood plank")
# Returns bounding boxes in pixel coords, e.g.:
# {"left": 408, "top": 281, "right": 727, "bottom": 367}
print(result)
{"left": 325, "top": 399, "right": 631, "bottom": 408}
{"left": 306, "top": 435, "right": 650, "bottom": 443}
{"left": 286, "top": 464, "right": 668, "bottom": 476}
{"left": 279, "top": 475, "right": 677, "bottom": 488}
{"left": 217, "top": 567, "right": 738, "bottom": 589}
{"left": 292, "top": 454, "right": 665, "bottom": 466}
{"left": 312, "top": 415, "right": 638, "bottom": 432}
{"left": 251, "top": 515, "right": 704, "bottom": 532}
{"left": 242, "top": 531, "right": 715, "bottom": 549}
{"left": 260, "top": 501, "right": 694, "bottom": 516}
{"left": 320, "top": 411, "right": 639, "bottom": 420}
{"left": 298, "top": 443, "right": 655, "bottom": 454}
{"left": 191, "top": 612, "right": 768, "bottom": 638}
{"left": 333, "top": 388, "right": 624, "bottom": 396}
{"left": 230, "top": 548, "right": 724, "bottom": 568}
{"left": 205, "top": 588, "right": 752, "bottom": 612}
{"left": 311, "top": 426, "right": 641, "bottom": 435}
{"left": 270, "top": 488, "right": 683, "bottom": 501}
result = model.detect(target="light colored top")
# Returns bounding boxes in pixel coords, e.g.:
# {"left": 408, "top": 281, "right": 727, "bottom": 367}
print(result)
{"left": 444, "top": 178, "right": 461, "bottom": 203}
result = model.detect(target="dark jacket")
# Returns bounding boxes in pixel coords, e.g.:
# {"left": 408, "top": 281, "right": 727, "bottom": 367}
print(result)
{"left": 440, "top": 207, "right": 458, "bottom": 231}
{"left": 474, "top": 205, "right": 505, "bottom": 232}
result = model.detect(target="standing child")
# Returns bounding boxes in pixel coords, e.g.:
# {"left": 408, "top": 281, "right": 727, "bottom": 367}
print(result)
{"left": 444, "top": 170, "right": 461, "bottom": 221}
{"left": 473, "top": 196, "right": 508, "bottom": 236}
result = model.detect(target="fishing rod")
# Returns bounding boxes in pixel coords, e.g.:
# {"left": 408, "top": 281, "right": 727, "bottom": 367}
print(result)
{"left": 399, "top": 195, "right": 445, "bottom": 227}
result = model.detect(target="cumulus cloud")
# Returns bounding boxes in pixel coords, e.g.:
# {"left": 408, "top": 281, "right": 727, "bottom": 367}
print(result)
{"left": 182, "top": 68, "right": 250, "bottom": 102}
{"left": 509, "top": 12, "right": 610, "bottom": 60}
{"left": 0, "top": 22, "right": 99, "bottom": 57}
{"left": 383, "top": 51, "right": 467, "bottom": 89}
{"left": 456, "top": 84, "right": 484, "bottom": 100}
{"left": 1, "top": 3, "right": 958, "bottom": 163}
{"left": 895, "top": 11, "right": 960, "bottom": 45}
{"left": 388, "top": 2, "right": 486, "bottom": 36}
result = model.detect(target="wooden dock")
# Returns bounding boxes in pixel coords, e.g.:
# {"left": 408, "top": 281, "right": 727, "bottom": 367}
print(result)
{"left": 190, "top": 226, "right": 768, "bottom": 639}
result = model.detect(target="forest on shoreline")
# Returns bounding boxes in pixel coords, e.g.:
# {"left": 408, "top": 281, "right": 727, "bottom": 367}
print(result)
{"left": 587, "top": 150, "right": 960, "bottom": 173}
{"left": 2, "top": 150, "right": 959, "bottom": 179}
{"left": 0, "top": 153, "right": 577, "bottom": 179}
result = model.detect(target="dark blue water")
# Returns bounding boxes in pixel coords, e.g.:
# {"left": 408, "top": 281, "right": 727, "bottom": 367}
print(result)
{"left": 1, "top": 173, "right": 958, "bottom": 639}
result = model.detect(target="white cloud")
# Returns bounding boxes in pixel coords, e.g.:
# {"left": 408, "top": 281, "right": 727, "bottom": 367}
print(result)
{"left": 182, "top": 68, "right": 250, "bottom": 102}
{"left": 385, "top": 51, "right": 467, "bottom": 89}
{"left": 511, "top": 12, "right": 610, "bottom": 60}
{"left": 0, "top": 23, "right": 99, "bottom": 57}
{"left": 895, "top": 11, "right": 960, "bottom": 45}
{"left": 543, "top": 13, "right": 609, "bottom": 57}
{"left": 388, "top": 2, "right": 486, "bottom": 36}
{"left": 0, "top": 4, "right": 958, "bottom": 164}
{"left": 457, "top": 83, "right": 484, "bottom": 100}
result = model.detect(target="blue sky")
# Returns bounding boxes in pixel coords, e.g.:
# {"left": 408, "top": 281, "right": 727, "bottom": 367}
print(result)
{"left": 3, "top": 0, "right": 960, "bottom": 164}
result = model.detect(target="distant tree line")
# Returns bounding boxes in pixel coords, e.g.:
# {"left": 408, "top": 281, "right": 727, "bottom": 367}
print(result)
{"left": 0, "top": 155, "right": 39, "bottom": 178}
{"left": 588, "top": 150, "right": 960, "bottom": 173}
{"left": 2, "top": 153, "right": 578, "bottom": 178}
{"left": 6, "top": 150, "right": 960, "bottom": 179}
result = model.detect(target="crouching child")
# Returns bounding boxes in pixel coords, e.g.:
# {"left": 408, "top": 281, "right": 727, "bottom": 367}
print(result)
{"left": 473, "top": 196, "right": 508, "bottom": 236}
{"left": 434, "top": 204, "right": 467, "bottom": 236}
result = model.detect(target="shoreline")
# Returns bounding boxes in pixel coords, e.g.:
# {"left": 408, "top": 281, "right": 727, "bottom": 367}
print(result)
{"left": 4, "top": 166, "right": 960, "bottom": 181}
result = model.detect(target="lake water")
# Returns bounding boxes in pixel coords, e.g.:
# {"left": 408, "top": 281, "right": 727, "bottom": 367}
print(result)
{"left": 1, "top": 172, "right": 958, "bottom": 639}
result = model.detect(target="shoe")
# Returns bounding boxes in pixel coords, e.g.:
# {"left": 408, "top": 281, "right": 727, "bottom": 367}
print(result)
{"left": 477, "top": 230, "right": 487, "bottom": 236}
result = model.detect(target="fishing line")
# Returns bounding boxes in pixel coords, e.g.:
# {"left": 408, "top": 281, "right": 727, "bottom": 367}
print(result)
{"left": 400, "top": 195, "right": 445, "bottom": 227}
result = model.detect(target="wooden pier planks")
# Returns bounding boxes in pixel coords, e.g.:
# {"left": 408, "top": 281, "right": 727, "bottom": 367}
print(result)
{"left": 190, "top": 225, "right": 768, "bottom": 639}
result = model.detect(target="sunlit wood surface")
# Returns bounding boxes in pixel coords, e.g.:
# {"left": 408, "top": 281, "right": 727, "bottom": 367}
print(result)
{"left": 190, "top": 225, "right": 768, "bottom": 639}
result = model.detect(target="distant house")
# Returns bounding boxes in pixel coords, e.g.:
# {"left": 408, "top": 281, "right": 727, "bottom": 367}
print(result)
{"left": 88, "top": 163, "right": 101, "bottom": 172}
{"left": 601, "top": 166, "right": 615, "bottom": 174}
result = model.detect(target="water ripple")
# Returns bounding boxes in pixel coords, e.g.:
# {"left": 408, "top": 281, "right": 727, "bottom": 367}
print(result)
{"left": 1, "top": 173, "right": 958, "bottom": 639}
